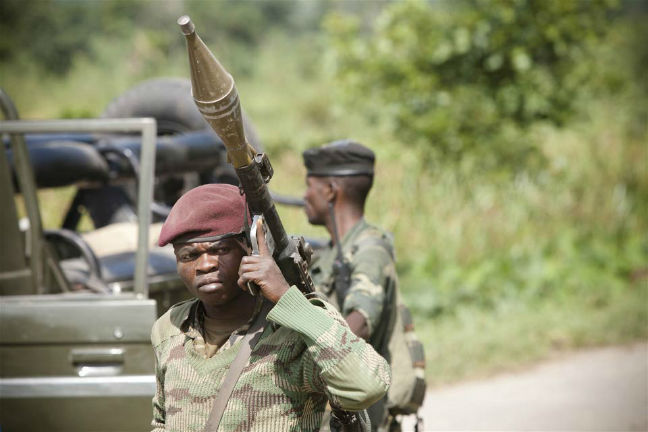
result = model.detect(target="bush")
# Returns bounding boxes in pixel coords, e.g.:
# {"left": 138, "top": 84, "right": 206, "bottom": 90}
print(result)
{"left": 324, "top": 0, "right": 620, "bottom": 170}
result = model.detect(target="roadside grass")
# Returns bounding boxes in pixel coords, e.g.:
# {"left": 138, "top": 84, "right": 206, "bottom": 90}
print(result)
{"left": 413, "top": 280, "right": 647, "bottom": 386}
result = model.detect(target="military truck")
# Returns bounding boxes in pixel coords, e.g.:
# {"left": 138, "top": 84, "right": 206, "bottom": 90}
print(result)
{"left": 0, "top": 80, "right": 304, "bottom": 431}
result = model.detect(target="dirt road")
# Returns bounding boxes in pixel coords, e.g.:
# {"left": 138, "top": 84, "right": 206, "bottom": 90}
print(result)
{"left": 402, "top": 343, "right": 647, "bottom": 431}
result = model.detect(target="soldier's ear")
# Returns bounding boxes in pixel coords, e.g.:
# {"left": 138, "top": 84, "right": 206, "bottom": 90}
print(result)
{"left": 326, "top": 180, "right": 338, "bottom": 202}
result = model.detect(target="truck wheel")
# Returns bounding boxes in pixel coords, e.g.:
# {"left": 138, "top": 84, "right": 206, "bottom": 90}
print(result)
{"left": 101, "top": 77, "right": 263, "bottom": 149}
{"left": 68, "top": 78, "right": 262, "bottom": 229}
{"left": 101, "top": 77, "right": 261, "bottom": 188}
{"left": 101, "top": 78, "right": 208, "bottom": 134}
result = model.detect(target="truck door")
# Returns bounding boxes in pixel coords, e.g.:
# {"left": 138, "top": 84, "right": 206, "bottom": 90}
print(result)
{"left": 0, "top": 293, "right": 157, "bottom": 432}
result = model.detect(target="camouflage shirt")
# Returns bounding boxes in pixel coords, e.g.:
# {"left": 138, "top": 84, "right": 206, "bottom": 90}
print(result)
{"left": 310, "top": 219, "right": 397, "bottom": 353}
{"left": 310, "top": 219, "right": 398, "bottom": 430}
{"left": 150, "top": 285, "right": 390, "bottom": 432}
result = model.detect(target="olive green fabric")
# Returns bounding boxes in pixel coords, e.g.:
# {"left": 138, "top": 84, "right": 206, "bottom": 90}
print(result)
{"left": 311, "top": 219, "right": 426, "bottom": 428}
{"left": 150, "top": 286, "right": 390, "bottom": 432}
{"left": 310, "top": 220, "right": 395, "bottom": 357}
{"left": 311, "top": 220, "right": 396, "bottom": 429}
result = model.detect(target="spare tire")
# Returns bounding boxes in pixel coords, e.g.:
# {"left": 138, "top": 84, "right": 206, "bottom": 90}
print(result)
{"left": 101, "top": 76, "right": 263, "bottom": 196}
{"left": 101, "top": 77, "right": 261, "bottom": 190}
{"left": 102, "top": 78, "right": 207, "bottom": 134}
{"left": 101, "top": 77, "right": 262, "bottom": 150}
{"left": 71, "top": 78, "right": 263, "bottom": 228}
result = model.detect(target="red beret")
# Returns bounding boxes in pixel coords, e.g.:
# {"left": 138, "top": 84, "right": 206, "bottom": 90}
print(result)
{"left": 158, "top": 184, "right": 251, "bottom": 246}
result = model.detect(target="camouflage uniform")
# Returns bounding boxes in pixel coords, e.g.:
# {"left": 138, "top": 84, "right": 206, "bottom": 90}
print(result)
{"left": 151, "top": 285, "right": 390, "bottom": 432}
{"left": 310, "top": 219, "right": 398, "bottom": 429}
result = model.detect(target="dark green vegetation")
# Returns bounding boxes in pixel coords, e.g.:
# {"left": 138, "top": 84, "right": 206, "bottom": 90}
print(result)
{"left": 2, "top": 0, "right": 646, "bottom": 385}
{"left": 327, "top": 1, "right": 625, "bottom": 165}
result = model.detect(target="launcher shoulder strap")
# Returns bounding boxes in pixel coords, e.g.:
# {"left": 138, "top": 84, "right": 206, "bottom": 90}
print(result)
{"left": 203, "top": 301, "right": 271, "bottom": 432}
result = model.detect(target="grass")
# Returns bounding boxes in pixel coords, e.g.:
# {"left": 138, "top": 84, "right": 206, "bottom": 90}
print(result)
{"left": 415, "top": 280, "right": 647, "bottom": 386}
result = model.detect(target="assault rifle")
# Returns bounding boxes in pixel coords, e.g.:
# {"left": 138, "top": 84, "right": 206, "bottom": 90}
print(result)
{"left": 177, "top": 16, "right": 314, "bottom": 295}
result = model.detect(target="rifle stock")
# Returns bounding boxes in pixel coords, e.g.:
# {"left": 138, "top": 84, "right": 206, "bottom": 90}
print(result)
{"left": 178, "top": 16, "right": 314, "bottom": 294}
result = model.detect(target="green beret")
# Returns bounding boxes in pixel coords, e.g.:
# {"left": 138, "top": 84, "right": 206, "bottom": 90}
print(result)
{"left": 302, "top": 140, "right": 375, "bottom": 177}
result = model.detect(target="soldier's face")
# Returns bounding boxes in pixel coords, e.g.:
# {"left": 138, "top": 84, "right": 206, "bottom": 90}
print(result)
{"left": 303, "top": 176, "right": 330, "bottom": 226}
{"left": 174, "top": 238, "right": 247, "bottom": 308}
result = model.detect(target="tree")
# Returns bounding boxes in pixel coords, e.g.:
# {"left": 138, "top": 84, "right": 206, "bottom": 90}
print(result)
{"left": 0, "top": 0, "right": 146, "bottom": 75}
{"left": 324, "top": 0, "right": 619, "bottom": 169}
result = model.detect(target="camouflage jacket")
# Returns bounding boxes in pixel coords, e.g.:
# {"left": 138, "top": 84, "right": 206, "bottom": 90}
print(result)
{"left": 310, "top": 219, "right": 398, "bottom": 431}
{"left": 310, "top": 219, "right": 397, "bottom": 355}
{"left": 150, "top": 286, "right": 390, "bottom": 432}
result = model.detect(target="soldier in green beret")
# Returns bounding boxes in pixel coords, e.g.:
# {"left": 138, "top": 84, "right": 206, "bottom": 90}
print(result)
{"left": 303, "top": 140, "right": 400, "bottom": 431}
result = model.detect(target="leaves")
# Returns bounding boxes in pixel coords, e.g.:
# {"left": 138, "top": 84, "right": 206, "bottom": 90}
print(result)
{"left": 325, "top": 0, "right": 621, "bottom": 170}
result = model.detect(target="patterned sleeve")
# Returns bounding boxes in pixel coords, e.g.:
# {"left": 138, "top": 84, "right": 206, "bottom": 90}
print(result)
{"left": 267, "top": 286, "right": 391, "bottom": 410}
{"left": 151, "top": 337, "right": 166, "bottom": 431}
{"left": 342, "top": 241, "right": 393, "bottom": 337}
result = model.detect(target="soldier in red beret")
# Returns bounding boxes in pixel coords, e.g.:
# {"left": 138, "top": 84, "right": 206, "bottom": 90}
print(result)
{"left": 150, "top": 183, "right": 390, "bottom": 432}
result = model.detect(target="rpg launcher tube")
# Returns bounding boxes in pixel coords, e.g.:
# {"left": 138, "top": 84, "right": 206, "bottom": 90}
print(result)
{"left": 177, "top": 15, "right": 256, "bottom": 169}
{"left": 178, "top": 16, "right": 314, "bottom": 294}
{"left": 177, "top": 14, "right": 275, "bottom": 224}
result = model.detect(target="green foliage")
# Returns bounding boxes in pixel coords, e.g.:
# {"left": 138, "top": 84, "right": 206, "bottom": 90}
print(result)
{"left": 390, "top": 77, "right": 647, "bottom": 318}
{"left": 416, "top": 279, "right": 647, "bottom": 385}
{"left": 185, "top": 0, "right": 294, "bottom": 45}
{"left": 324, "top": 0, "right": 620, "bottom": 168}
{"left": 0, "top": 0, "right": 314, "bottom": 77}
{"left": 0, "top": 0, "right": 144, "bottom": 75}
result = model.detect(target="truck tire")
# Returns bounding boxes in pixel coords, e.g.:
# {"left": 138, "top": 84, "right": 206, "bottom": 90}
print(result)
{"left": 101, "top": 77, "right": 263, "bottom": 149}
{"left": 69, "top": 78, "right": 262, "bottom": 228}
{"left": 101, "top": 76, "right": 261, "bottom": 188}
{"left": 101, "top": 78, "right": 208, "bottom": 134}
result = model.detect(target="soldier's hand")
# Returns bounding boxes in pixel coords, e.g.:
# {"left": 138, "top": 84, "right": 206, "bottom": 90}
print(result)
{"left": 238, "top": 220, "right": 290, "bottom": 303}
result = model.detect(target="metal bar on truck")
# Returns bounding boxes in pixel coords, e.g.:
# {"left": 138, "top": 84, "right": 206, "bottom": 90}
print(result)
{"left": 0, "top": 119, "right": 157, "bottom": 297}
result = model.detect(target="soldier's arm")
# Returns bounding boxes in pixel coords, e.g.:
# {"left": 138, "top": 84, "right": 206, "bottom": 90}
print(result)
{"left": 342, "top": 242, "right": 393, "bottom": 338}
{"left": 346, "top": 310, "right": 370, "bottom": 340}
{"left": 267, "top": 286, "right": 391, "bottom": 410}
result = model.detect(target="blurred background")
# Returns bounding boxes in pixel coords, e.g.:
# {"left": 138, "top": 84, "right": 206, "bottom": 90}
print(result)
{"left": 1, "top": 0, "right": 646, "bottom": 386}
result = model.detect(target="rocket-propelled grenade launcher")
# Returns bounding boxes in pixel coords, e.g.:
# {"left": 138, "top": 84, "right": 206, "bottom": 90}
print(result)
{"left": 178, "top": 15, "right": 314, "bottom": 295}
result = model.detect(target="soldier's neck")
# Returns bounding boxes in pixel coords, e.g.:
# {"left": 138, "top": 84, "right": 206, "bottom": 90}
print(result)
{"left": 202, "top": 291, "right": 256, "bottom": 321}
{"left": 328, "top": 205, "right": 363, "bottom": 246}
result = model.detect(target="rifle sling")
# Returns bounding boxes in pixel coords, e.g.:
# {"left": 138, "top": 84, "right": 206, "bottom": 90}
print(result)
{"left": 203, "top": 300, "right": 271, "bottom": 432}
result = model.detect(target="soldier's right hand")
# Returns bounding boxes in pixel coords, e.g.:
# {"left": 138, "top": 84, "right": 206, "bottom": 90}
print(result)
{"left": 237, "top": 221, "right": 290, "bottom": 303}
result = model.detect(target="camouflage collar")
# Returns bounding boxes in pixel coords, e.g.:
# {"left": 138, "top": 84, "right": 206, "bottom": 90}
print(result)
{"left": 342, "top": 218, "right": 368, "bottom": 246}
